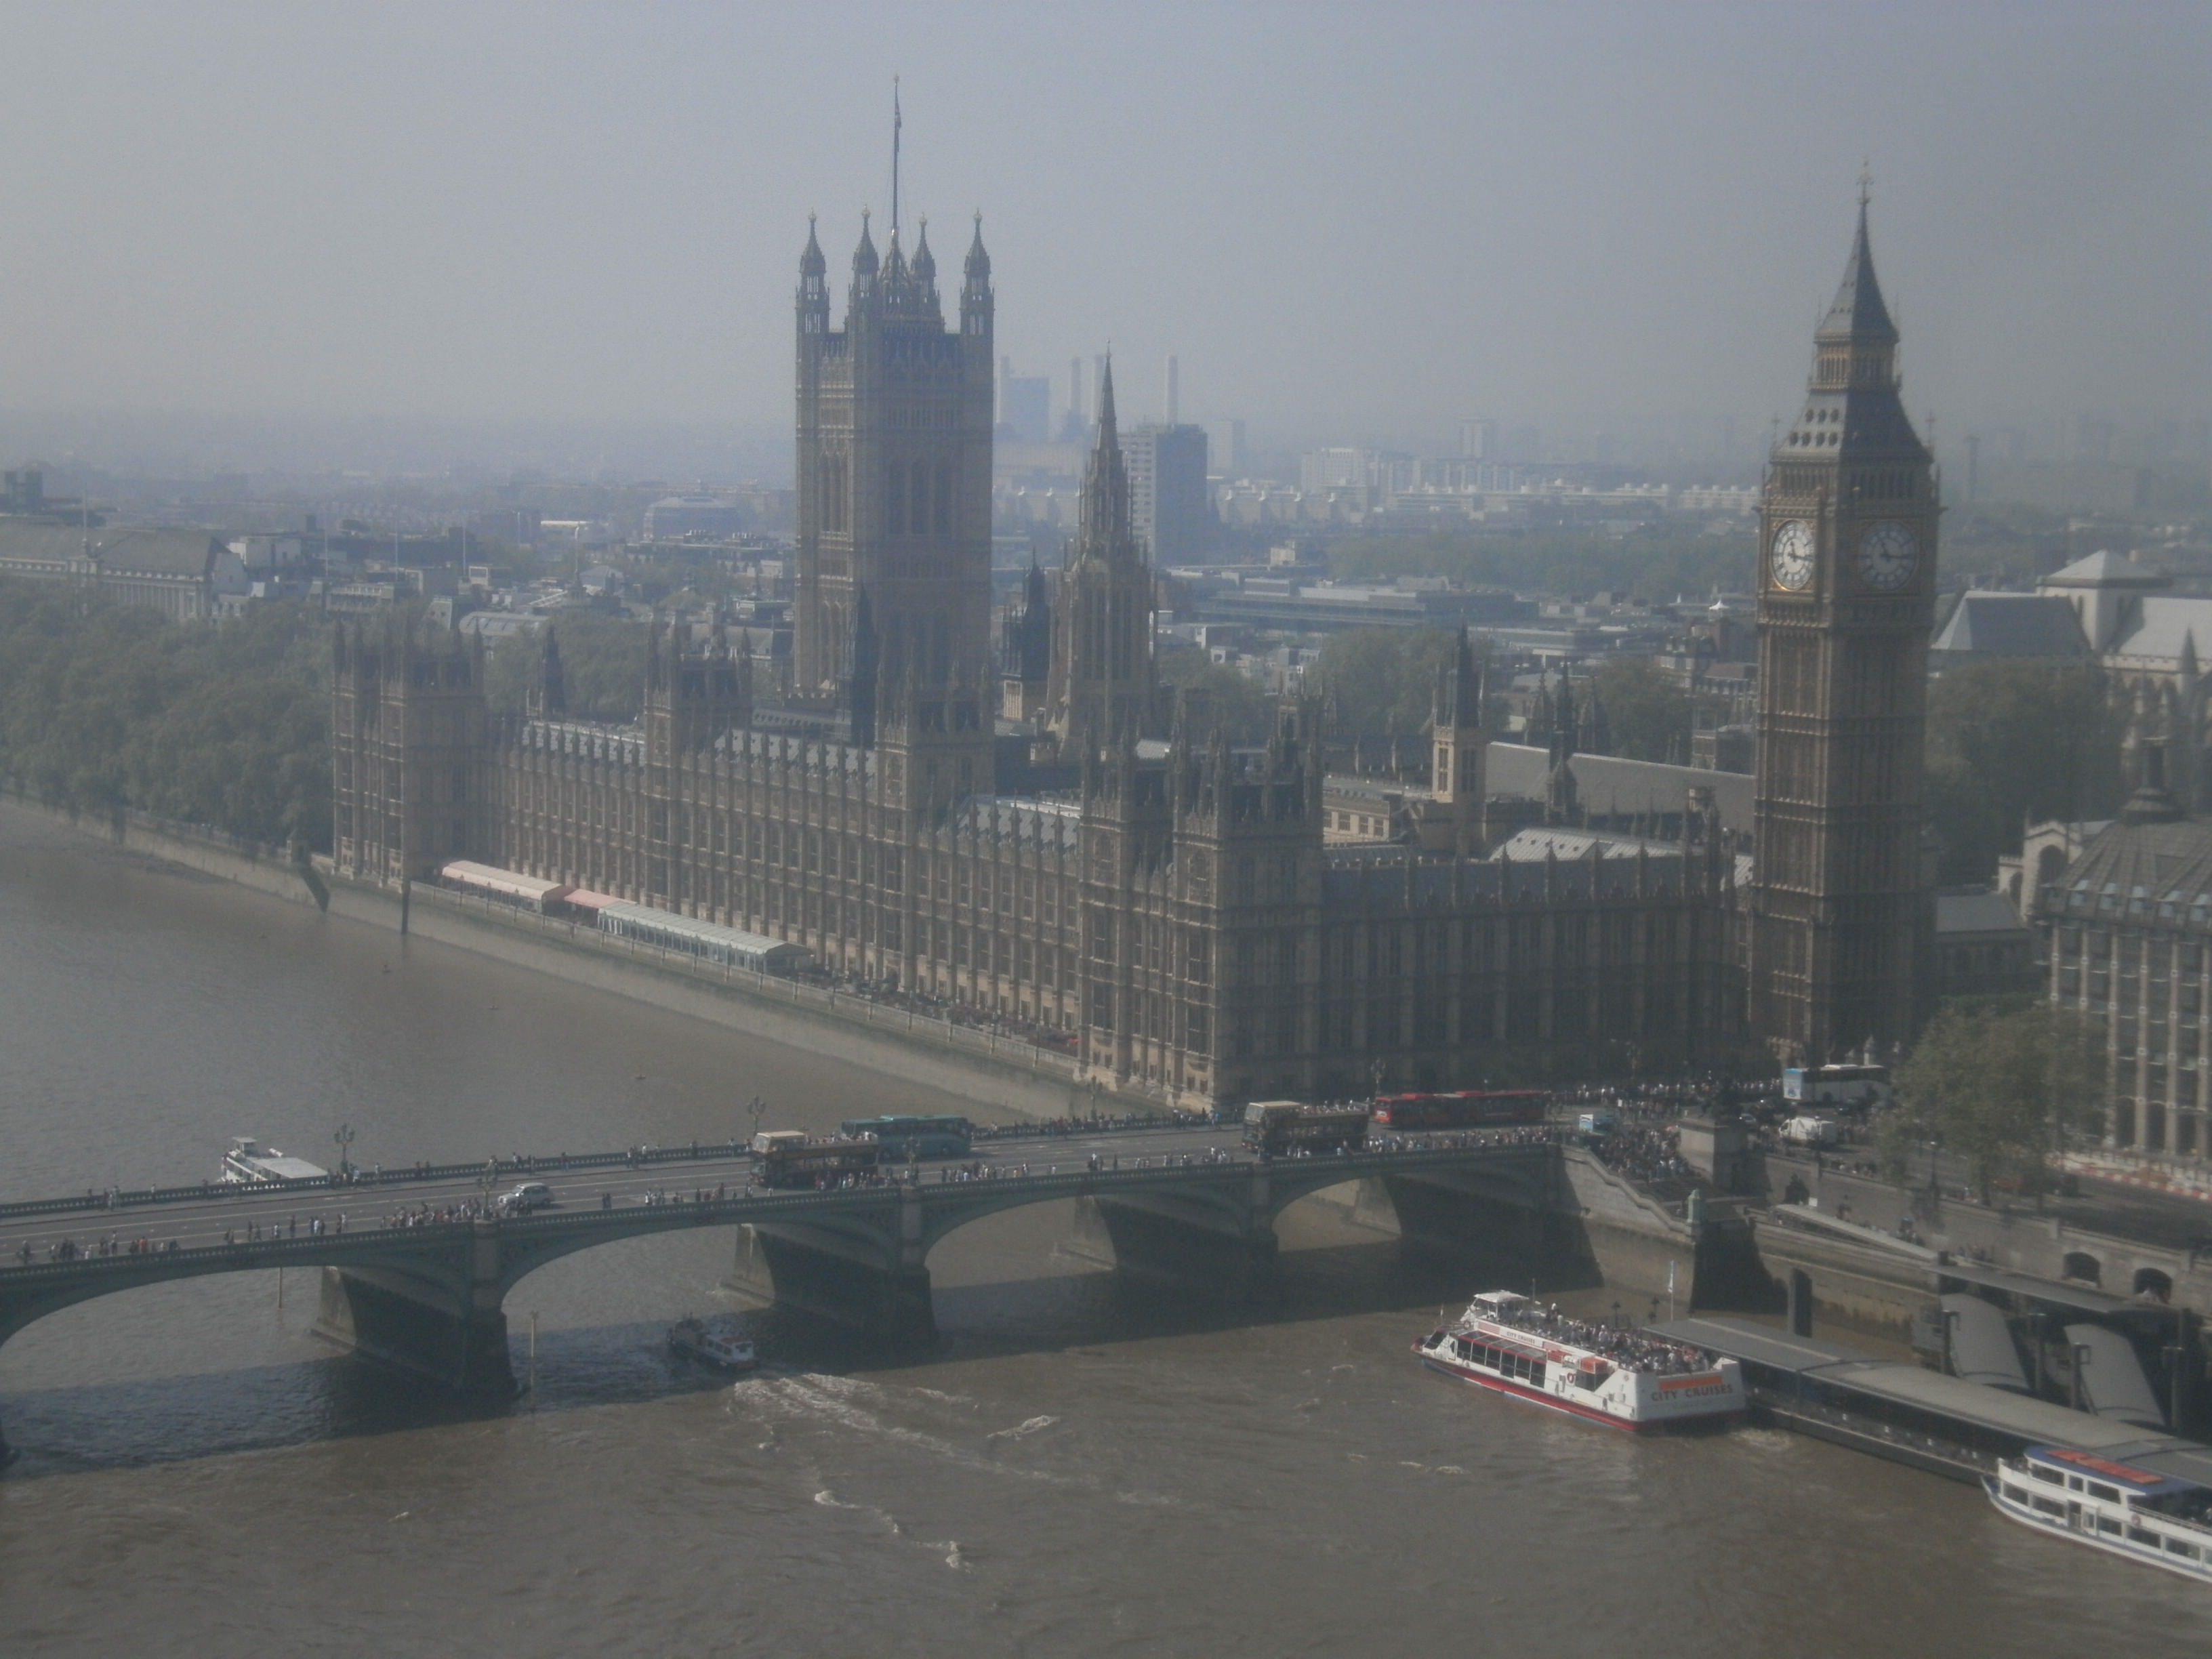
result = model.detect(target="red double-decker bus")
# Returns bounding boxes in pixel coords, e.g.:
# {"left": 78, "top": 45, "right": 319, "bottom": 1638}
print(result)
{"left": 1370, "top": 1090, "right": 1549, "bottom": 1130}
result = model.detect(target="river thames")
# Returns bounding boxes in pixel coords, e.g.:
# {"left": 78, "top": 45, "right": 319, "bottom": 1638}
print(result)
{"left": 0, "top": 803, "right": 2201, "bottom": 1656}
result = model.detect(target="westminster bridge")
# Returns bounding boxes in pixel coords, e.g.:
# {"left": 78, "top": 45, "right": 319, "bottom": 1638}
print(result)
{"left": 0, "top": 1123, "right": 1576, "bottom": 1460}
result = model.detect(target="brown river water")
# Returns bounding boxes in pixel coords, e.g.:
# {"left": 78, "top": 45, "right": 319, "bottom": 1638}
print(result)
{"left": 0, "top": 802, "right": 2202, "bottom": 1656}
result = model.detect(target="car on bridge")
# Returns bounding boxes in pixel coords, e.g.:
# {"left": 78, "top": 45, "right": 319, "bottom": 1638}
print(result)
{"left": 500, "top": 1181, "right": 556, "bottom": 1212}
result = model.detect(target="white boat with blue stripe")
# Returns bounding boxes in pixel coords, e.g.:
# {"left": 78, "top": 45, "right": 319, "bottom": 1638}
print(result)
{"left": 1986, "top": 1445, "right": 2212, "bottom": 1583}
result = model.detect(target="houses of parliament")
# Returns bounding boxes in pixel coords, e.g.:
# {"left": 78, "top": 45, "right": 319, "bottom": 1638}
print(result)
{"left": 331, "top": 176, "right": 1939, "bottom": 1107}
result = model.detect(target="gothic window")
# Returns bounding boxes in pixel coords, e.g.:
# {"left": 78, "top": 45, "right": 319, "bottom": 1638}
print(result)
{"left": 886, "top": 462, "right": 905, "bottom": 534}
{"left": 912, "top": 464, "right": 930, "bottom": 535}
{"left": 933, "top": 463, "right": 953, "bottom": 534}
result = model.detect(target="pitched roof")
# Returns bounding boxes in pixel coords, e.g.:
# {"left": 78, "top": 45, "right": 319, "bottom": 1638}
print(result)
{"left": 0, "top": 519, "right": 220, "bottom": 577}
{"left": 1495, "top": 827, "right": 1673, "bottom": 861}
{"left": 1484, "top": 742, "right": 1755, "bottom": 830}
{"left": 1935, "top": 892, "right": 2030, "bottom": 939}
{"left": 2041, "top": 549, "right": 2167, "bottom": 590}
{"left": 1930, "top": 592, "right": 2089, "bottom": 658}
{"left": 2108, "top": 595, "right": 2212, "bottom": 666}
{"left": 2062, "top": 818, "right": 2212, "bottom": 910}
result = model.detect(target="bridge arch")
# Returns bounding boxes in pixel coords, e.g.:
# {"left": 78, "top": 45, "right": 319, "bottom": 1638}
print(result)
{"left": 0, "top": 1246, "right": 470, "bottom": 1357}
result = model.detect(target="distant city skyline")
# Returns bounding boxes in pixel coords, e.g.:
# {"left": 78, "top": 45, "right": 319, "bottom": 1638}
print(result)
{"left": 0, "top": 4, "right": 2203, "bottom": 466}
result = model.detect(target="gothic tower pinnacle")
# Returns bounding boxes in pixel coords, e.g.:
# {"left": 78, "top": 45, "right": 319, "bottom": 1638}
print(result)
{"left": 1048, "top": 357, "right": 1154, "bottom": 754}
{"left": 792, "top": 121, "right": 994, "bottom": 743}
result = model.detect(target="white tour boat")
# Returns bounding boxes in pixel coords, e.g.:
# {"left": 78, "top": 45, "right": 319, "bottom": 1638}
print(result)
{"left": 1987, "top": 1445, "right": 2212, "bottom": 1584}
{"left": 1415, "top": 1290, "right": 1746, "bottom": 1431}
{"left": 668, "top": 1316, "right": 758, "bottom": 1372}
{"left": 220, "top": 1137, "right": 329, "bottom": 1185}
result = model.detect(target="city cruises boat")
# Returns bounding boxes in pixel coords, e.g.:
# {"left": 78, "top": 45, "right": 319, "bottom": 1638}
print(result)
{"left": 220, "top": 1137, "right": 329, "bottom": 1185}
{"left": 1986, "top": 1446, "right": 2212, "bottom": 1583}
{"left": 1415, "top": 1290, "right": 1746, "bottom": 1431}
{"left": 668, "top": 1316, "right": 758, "bottom": 1372}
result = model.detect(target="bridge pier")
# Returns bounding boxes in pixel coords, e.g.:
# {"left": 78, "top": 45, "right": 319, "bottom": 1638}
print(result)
{"left": 312, "top": 1223, "right": 514, "bottom": 1395}
{"left": 727, "top": 1217, "right": 937, "bottom": 1346}
{"left": 1378, "top": 1167, "right": 1599, "bottom": 1290}
{"left": 1080, "top": 1182, "right": 1280, "bottom": 1300}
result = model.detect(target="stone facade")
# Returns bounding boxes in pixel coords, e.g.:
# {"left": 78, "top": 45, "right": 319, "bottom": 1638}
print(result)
{"left": 326, "top": 195, "right": 1874, "bottom": 1110}
{"left": 1746, "top": 199, "right": 1940, "bottom": 1063}
{"left": 2037, "top": 803, "right": 2212, "bottom": 1155}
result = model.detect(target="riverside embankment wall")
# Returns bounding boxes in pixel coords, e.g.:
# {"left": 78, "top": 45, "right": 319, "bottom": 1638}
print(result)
{"left": 0, "top": 796, "right": 1121, "bottom": 1122}
{"left": 1744, "top": 1149, "right": 2212, "bottom": 1326}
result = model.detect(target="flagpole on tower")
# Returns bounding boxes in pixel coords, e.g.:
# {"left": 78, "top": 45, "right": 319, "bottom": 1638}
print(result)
{"left": 891, "top": 77, "right": 902, "bottom": 236}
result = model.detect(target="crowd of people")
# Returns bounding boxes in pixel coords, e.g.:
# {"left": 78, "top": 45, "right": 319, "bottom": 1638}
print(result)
{"left": 16, "top": 1234, "right": 182, "bottom": 1264}
{"left": 1586, "top": 1122, "right": 1696, "bottom": 1186}
{"left": 1458, "top": 1298, "right": 1718, "bottom": 1376}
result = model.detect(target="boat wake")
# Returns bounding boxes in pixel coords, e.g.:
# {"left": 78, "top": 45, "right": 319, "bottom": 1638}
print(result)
{"left": 984, "top": 1415, "right": 1059, "bottom": 1441}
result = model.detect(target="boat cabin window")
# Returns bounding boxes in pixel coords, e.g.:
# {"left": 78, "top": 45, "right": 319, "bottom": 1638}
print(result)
{"left": 2096, "top": 1517, "right": 2123, "bottom": 1536}
{"left": 2129, "top": 1525, "right": 2159, "bottom": 1545}
{"left": 2165, "top": 1538, "right": 2199, "bottom": 1560}
{"left": 2066, "top": 1475, "right": 2083, "bottom": 1491}
{"left": 2087, "top": 1481, "right": 2121, "bottom": 1503}
{"left": 2029, "top": 1465, "right": 2064, "bottom": 1485}
{"left": 2032, "top": 1496, "right": 2066, "bottom": 1517}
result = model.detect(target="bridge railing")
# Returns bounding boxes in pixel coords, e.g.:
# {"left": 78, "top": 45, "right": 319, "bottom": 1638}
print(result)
{"left": 0, "top": 1138, "right": 1561, "bottom": 1275}
{"left": 0, "top": 1143, "right": 760, "bottom": 1225}
{"left": 0, "top": 1117, "right": 1248, "bottom": 1225}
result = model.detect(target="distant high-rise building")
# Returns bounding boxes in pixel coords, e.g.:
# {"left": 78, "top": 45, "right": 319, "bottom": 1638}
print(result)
{"left": 1060, "top": 356, "right": 1088, "bottom": 443}
{"left": 1121, "top": 422, "right": 1210, "bottom": 564}
{"left": 1164, "top": 354, "right": 1179, "bottom": 425}
{"left": 997, "top": 356, "right": 1052, "bottom": 444}
{"left": 1208, "top": 419, "right": 1246, "bottom": 477}
{"left": 1299, "top": 447, "right": 1410, "bottom": 497}
{"left": 1459, "top": 418, "right": 1498, "bottom": 462}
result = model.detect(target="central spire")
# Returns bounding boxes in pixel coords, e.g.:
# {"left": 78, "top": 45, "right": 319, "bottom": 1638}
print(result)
{"left": 890, "top": 77, "right": 903, "bottom": 236}
{"left": 1092, "top": 352, "right": 1118, "bottom": 456}
{"left": 1080, "top": 355, "right": 1129, "bottom": 553}
{"left": 1818, "top": 192, "right": 1898, "bottom": 346}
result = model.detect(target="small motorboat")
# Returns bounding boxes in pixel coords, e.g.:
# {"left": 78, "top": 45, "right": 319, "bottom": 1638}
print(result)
{"left": 669, "top": 1315, "right": 758, "bottom": 1372}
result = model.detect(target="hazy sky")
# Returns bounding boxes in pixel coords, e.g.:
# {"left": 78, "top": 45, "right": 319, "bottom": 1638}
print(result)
{"left": 0, "top": 1, "right": 2204, "bottom": 454}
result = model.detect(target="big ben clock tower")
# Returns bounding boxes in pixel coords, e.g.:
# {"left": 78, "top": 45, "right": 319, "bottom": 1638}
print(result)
{"left": 1748, "top": 192, "right": 1939, "bottom": 1063}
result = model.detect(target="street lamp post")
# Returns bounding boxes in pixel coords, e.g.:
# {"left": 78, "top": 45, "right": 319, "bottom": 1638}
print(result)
{"left": 332, "top": 1122, "right": 356, "bottom": 1180}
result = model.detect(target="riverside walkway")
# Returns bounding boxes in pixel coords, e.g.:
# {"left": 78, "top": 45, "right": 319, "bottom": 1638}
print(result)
{"left": 0, "top": 1122, "right": 1568, "bottom": 1456}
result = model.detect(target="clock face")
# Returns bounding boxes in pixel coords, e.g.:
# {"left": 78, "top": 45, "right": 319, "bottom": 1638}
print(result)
{"left": 1769, "top": 520, "right": 1816, "bottom": 592}
{"left": 1857, "top": 521, "right": 1919, "bottom": 591}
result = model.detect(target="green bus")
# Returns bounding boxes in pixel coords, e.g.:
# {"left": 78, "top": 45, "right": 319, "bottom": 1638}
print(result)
{"left": 838, "top": 1114, "right": 975, "bottom": 1160}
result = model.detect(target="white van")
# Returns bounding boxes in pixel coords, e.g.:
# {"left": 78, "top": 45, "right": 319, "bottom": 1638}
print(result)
{"left": 1780, "top": 1115, "right": 1841, "bottom": 1148}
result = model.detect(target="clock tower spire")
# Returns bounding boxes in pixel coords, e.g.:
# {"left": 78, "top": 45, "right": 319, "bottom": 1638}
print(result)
{"left": 1746, "top": 192, "right": 1939, "bottom": 1064}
